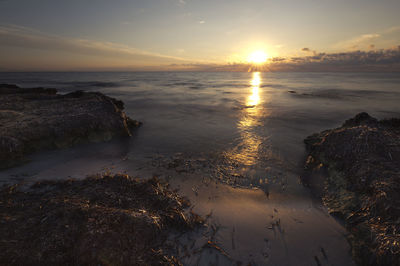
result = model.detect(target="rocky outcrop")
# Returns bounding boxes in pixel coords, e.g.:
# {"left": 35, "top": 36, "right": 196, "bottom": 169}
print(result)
{"left": 303, "top": 113, "right": 400, "bottom": 266}
{"left": 0, "top": 174, "right": 203, "bottom": 265}
{"left": 0, "top": 84, "right": 140, "bottom": 168}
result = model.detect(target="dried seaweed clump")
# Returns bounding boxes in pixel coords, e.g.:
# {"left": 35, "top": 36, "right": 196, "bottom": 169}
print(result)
{"left": 304, "top": 112, "right": 400, "bottom": 266}
{"left": 0, "top": 174, "right": 203, "bottom": 265}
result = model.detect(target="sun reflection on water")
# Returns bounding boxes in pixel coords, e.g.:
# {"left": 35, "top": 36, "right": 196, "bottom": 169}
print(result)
{"left": 247, "top": 72, "right": 261, "bottom": 107}
{"left": 215, "top": 72, "right": 286, "bottom": 188}
{"left": 224, "top": 72, "right": 265, "bottom": 166}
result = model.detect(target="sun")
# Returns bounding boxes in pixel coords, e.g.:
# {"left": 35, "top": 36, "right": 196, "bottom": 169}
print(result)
{"left": 247, "top": 50, "right": 268, "bottom": 64}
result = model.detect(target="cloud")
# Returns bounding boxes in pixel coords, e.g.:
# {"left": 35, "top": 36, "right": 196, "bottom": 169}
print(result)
{"left": 334, "top": 33, "right": 381, "bottom": 50}
{"left": 163, "top": 47, "right": 400, "bottom": 72}
{"left": 384, "top": 26, "right": 400, "bottom": 34}
{"left": 1, "top": 24, "right": 399, "bottom": 72}
{"left": 301, "top": 47, "right": 318, "bottom": 56}
{"left": 332, "top": 25, "right": 400, "bottom": 53}
{"left": 269, "top": 47, "right": 400, "bottom": 72}
{"left": 333, "top": 26, "right": 400, "bottom": 52}
{"left": 0, "top": 24, "right": 189, "bottom": 70}
{"left": 199, "top": 20, "right": 205, "bottom": 24}
{"left": 178, "top": 0, "right": 186, "bottom": 5}
{"left": 271, "top": 57, "right": 286, "bottom": 62}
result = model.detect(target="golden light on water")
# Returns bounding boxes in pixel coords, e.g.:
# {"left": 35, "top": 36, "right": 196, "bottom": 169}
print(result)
{"left": 224, "top": 72, "right": 264, "bottom": 166}
{"left": 250, "top": 72, "right": 261, "bottom": 86}
{"left": 247, "top": 72, "right": 261, "bottom": 107}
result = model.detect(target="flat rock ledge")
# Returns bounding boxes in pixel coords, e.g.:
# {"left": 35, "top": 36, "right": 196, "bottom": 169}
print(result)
{"left": 303, "top": 112, "right": 400, "bottom": 266}
{"left": 0, "top": 84, "right": 140, "bottom": 169}
{"left": 0, "top": 174, "right": 203, "bottom": 265}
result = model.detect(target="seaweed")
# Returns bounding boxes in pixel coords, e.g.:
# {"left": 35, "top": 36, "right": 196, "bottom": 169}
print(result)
{"left": 303, "top": 112, "right": 400, "bottom": 266}
{"left": 0, "top": 174, "right": 203, "bottom": 265}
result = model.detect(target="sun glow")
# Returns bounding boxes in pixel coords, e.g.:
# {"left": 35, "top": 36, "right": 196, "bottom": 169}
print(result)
{"left": 247, "top": 50, "right": 268, "bottom": 64}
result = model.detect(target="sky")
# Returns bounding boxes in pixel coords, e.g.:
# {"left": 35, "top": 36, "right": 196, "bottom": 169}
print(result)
{"left": 0, "top": 0, "right": 400, "bottom": 71}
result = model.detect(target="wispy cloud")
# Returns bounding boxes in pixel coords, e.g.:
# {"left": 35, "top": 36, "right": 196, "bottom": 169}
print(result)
{"left": 334, "top": 33, "right": 380, "bottom": 50}
{"left": 384, "top": 26, "right": 400, "bottom": 34}
{"left": 1, "top": 24, "right": 399, "bottom": 72}
{"left": 0, "top": 24, "right": 189, "bottom": 68}
{"left": 333, "top": 25, "right": 400, "bottom": 52}
{"left": 199, "top": 20, "right": 205, "bottom": 24}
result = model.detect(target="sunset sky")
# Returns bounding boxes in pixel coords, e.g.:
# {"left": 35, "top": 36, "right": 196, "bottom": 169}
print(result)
{"left": 1, "top": 0, "right": 400, "bottom": 71}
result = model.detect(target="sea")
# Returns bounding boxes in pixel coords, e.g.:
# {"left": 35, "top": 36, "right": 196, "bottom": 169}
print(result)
{"left": 1, "top": 71, "right": 400, "bottom": 265}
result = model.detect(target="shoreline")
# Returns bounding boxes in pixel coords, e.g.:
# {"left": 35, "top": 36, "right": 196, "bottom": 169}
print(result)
{"left": 1, "top": 83, "right": 397, "bottom": 265}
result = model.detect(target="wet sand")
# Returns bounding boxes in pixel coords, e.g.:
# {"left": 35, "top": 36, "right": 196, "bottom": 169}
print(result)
{"left": 0, "top": 144, "right": 354, "bottom": 265}
{"left": 173, "top": 175, "right": 353, "bottom": 265}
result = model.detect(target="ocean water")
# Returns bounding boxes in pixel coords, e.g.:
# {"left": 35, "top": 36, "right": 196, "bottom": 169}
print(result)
{"left": 2, "top": 72, "right": 399, "bottom": 183}
{"left": 1, "top": 71, "right": 400, "bottom": 265}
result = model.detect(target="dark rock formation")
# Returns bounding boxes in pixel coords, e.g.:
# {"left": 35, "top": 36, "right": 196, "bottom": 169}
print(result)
{"left": 303, "top": 112, "right": 400, "bottom": 266}
{"left": 0, "top": 174, "right": 203, "bottom": 265}
{"left": 0, "top": 84, "right": 141, "bottom": 168}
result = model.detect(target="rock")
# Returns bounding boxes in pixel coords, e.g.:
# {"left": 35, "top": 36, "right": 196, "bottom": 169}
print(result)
{"left": 342, "top": 112, "right": 378, "bottom": 127}
{"left": 303, "top": 112, "right": 400, "bottom": 266}
{"left": 0, "top": 84, "right": 141, "bottom": 169}
{"left": 0, "top": 174, "right": 203, "bottom": 265}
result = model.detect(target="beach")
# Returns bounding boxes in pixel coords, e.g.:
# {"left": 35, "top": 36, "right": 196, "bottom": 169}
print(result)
{"left": 1, "top": 72, "right": 400, "bottom": 265}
